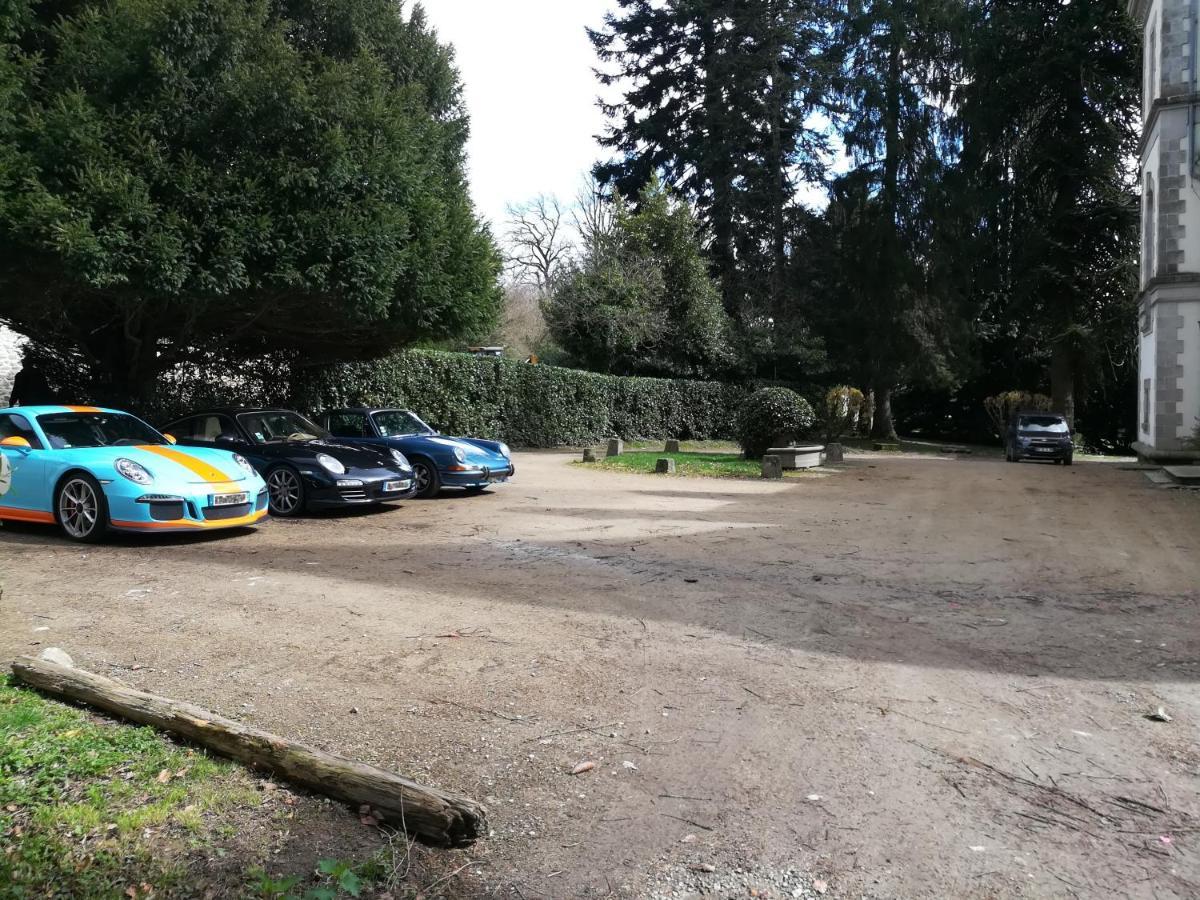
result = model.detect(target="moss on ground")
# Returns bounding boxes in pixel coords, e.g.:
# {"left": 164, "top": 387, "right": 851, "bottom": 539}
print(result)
{"left": 0, "top": 676, "right": 401, "bottom": 899}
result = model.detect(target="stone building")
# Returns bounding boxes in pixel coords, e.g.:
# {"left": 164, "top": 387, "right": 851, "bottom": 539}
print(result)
{"left": 1130, "top": 0, "right": 1200, "bottom": 460}
{"left": 0, "top": 326, "right": 24, "bottom": 406}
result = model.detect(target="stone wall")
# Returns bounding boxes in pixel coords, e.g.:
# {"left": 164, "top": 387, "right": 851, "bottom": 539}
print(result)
{"left": 0, "top": 326, "right": 26, "bottom": 405}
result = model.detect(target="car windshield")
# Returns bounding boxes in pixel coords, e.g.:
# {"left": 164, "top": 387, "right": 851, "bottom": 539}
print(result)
{"left": 1019, "top": 416, "right": 1069, "bottom": 434}
{"left": 373, "top": 410, "right": 435, "bottom": 437}
{"left": 37, "top": 412, "right": 165, "bottom": 449}
{"left": 236, "top": 411, "right": 329, "bottom": 444}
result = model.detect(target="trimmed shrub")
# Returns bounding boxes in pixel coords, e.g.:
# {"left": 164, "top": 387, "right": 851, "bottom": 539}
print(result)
{"left": 736, "top": 387, "right": 816, "bottom": 459}
{"left": 983, "top": 390, "right": 1052, "bottom": 439}
{"left": 820, "top": 386, "right": 868, "bottom": 441}
{"left": 291, "top": 350, "right": 749, "bottom": 447}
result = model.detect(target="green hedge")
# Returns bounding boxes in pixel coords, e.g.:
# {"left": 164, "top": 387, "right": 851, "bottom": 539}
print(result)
{"left": 292, "top": 350, "right": 748, "bottom": 447}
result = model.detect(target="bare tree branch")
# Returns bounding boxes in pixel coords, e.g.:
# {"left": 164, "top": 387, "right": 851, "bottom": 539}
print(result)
{"left": 504, "top": 195, "right": 574, "bottom": 294}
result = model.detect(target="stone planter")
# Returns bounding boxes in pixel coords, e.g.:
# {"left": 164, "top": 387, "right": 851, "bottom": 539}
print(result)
{"left": 765, "top": 445, "right": 824, "bottom": 470}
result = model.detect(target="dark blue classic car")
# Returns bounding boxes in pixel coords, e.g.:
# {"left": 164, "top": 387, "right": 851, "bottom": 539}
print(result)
{"left": 319, "top": 408, "right": 514, "bottom": 498}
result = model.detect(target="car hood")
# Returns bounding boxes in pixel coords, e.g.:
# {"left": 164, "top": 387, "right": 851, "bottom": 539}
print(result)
{"left": 385, "top": 435, "right": 508, "bottom": 464}
{"left": 62, "top": 445, "right": 259, "bottom": 488}
{"left": 255, "top": 439, "right": 399, "bottom": 470}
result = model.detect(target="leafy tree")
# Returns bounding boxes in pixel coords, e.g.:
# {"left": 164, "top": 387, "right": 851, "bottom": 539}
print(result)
{"left": 590, "top": 0, "right": 836, "bottom": 321}
{"left": 954, "top": 0, "right": 1139, "bottom": 428}
{"left": 816, "top": 0, "right": 971, "bottom": 440}
{"left": 543, "top": 181, "right": 733, "bottom": 377}
{"left": 542, "top": 243, "right": 666, "bottom": 376}
{"left": 0, "top": 0, "right": 501, "bottom": 406}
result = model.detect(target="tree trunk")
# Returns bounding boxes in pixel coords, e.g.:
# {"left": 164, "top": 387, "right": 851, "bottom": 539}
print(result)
{"left": 11, "top": 655, "right": 487, "bottom": 848}
{"left": 871, "top": 382, "right": 898, "bottom": 440}
{"left": 701, "top": 17, "right": 738, "bottom": 316}
{"left": 1050, "top": 340, "right": 1076, "bottom": 428}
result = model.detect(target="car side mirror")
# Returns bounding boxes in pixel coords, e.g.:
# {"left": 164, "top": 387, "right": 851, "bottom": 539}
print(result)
{"left": 0, "top": 436, "right": 31, "bottom": 451}
{"left": 162, "top": 433, "right": 178, "bottom": 445}
{"left": 215, "top": 433, "right": 240, "bottom": 446}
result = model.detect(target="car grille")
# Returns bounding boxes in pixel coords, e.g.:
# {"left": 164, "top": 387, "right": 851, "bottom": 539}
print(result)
{"left": 203, "top": 503, "right": 252, "bottom": 521}
{"left": 339, "top": 490, "right": 368, "bottom": 501}
{"left": 255, "top": 490, "right": 269, "bottom": 511}
{"left": 149, "top": 501, "right": 185, "bottom": 521}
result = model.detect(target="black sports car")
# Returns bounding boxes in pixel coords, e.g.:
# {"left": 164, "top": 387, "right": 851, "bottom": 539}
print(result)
{"left": 161, "top": 408, "right": 417, "bottom": 516}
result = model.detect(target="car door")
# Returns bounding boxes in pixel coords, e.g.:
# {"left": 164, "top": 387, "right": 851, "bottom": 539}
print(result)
{"left": 0, "top": 412, "right": 48, "bottom": 518}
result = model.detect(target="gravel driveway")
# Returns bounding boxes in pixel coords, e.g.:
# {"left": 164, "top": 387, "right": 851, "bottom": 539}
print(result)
{"left": 1, "top": 451, "right": 1197, "bottom": 898}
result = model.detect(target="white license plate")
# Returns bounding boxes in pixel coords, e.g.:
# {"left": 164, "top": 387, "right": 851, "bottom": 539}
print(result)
{"left": 1035, "top": 447, "right": 1054, "bottom": 453}
{"left": 383, "top": 480, "right": 410, "bottom": 493}
{"left": 212, "top": 492, "right": 249, "bottom": 506}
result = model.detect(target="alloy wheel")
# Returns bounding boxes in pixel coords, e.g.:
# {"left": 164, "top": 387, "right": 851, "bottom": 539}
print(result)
{"left": 414, "top": 464, "right": 431, "bottom": 492}
{"left": 59, "top": 478, "right": 100, "bottom": 539}
{"left": 267, "top": 468, "right": 302, "bottom": 515}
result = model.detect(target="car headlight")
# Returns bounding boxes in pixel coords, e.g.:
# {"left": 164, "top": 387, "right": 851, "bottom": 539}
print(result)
{"left": 498, "top": 442, "right": 511, "bottom": 458}
{"left": 115, "top": 458, "right": 153, "bottom": 485}
{"left": 453, "top": 447, "right": 465, "bottom": 463}
{"left": 390, "top": 448, "right": 410, "bottom": 469}
{"left": 232, "top": 454, "right": 257, "bottom": 476}
{"left": 316, "top": 453, "right": 346, "bottom": 475}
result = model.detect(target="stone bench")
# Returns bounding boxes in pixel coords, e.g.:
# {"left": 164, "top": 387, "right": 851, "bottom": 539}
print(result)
{"left": 765, "top": 445, "right": 824, "bottom": 470}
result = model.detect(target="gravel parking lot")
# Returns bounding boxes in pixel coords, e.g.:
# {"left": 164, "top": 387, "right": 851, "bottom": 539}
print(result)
{"left": 2, "top": 451, "right": 1198, "bottom": 898}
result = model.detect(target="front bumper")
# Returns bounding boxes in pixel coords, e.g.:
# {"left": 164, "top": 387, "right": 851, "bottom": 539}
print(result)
{"left": 108, "top": 483, "right": 271, "bottom": 531}
{"left": 302, "top": 467, "right": 417, "bottom": 508}
{"left": 441, "top": 461, "right": 516, "bottom": 488}
{"left": 1014, "top": 442, "right": 1073, "bottom": 461}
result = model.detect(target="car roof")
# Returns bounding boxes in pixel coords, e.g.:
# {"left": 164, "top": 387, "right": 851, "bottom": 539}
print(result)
{"left": 0, "top": 404, "right": 126, "bottom": 417}
{"left": 324, "top": 407, "right": 412, "bottom": 416}
{"left": 167, "top": 407, "right": 300, "bottom": 420}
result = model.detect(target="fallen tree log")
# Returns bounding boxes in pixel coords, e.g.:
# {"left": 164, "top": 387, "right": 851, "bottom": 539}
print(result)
{"left": 11, "top": 655, "right": 487, "bottom": 848}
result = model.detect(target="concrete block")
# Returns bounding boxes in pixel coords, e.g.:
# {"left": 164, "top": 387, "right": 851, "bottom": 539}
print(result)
{"left": 581, "top": 448, "right": 597, "bottom": 463}
{"left": 655, "top": 457, "right": 676, "bottom": 475}
{"left": 606, "top": 438, "right": 624, "bottom": 458}
{"left": 761, "top": 455, "right": 783, "bottom": 479}
{"left": 824, "top": 443, "right": 845, "bottom": 464}
{"left": 664, "top": 439, "right": 681, "bottom": 453}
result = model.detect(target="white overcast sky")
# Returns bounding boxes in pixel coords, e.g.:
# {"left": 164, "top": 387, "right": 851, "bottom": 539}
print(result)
{"left": 418, "top": 0, "right": 616, "bottom": 232}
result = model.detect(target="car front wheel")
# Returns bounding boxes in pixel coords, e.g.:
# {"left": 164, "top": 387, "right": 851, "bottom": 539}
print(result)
{"left": 56, "top": 474, "right": 109, "bottom": 543}
{"left": 412, "top": 460, "right": 441, "bottom": 499}
{"left": 266, "top": 465, "right": 306, "bottom": 516}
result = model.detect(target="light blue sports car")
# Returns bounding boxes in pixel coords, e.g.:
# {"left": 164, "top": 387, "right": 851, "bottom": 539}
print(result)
{"left": 0, "top": 405, "right": 268, "bottom": 542}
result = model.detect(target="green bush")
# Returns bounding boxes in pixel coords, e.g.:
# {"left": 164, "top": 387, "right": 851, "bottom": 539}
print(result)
{"left": 736, "top": 387, "right": 816, "bottom": 459}
{"left": 290, "top": 350, "right": 748, "bottom": 447}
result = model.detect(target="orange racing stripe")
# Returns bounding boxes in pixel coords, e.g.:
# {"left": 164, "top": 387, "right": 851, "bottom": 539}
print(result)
{"left": 64, "top": 405, "right": 102, "bottom": 413}
{"left": 136, "top": 445, "right": 234, "bottom": 484}
{"left": 0, "top": 507, "right": 55, "bottom": 524}
{"left": 111, "top": 507, "right": 268, "bottom": 531}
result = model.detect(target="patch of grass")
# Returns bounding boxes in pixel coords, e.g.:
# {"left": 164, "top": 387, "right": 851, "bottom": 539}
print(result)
{"left": 0, "top": 676, "right": 385, "bottom": 899}
{"left": 581, "top": 450, "right": 827, "bottom": 480}
{"left": 622, "top": 438, "right": 741, "bottom": 453}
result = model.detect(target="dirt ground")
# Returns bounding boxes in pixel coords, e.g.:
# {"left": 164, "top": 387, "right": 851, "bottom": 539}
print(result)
{"left": 2, "top": 451, "right": 1198, "bottom": 899}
